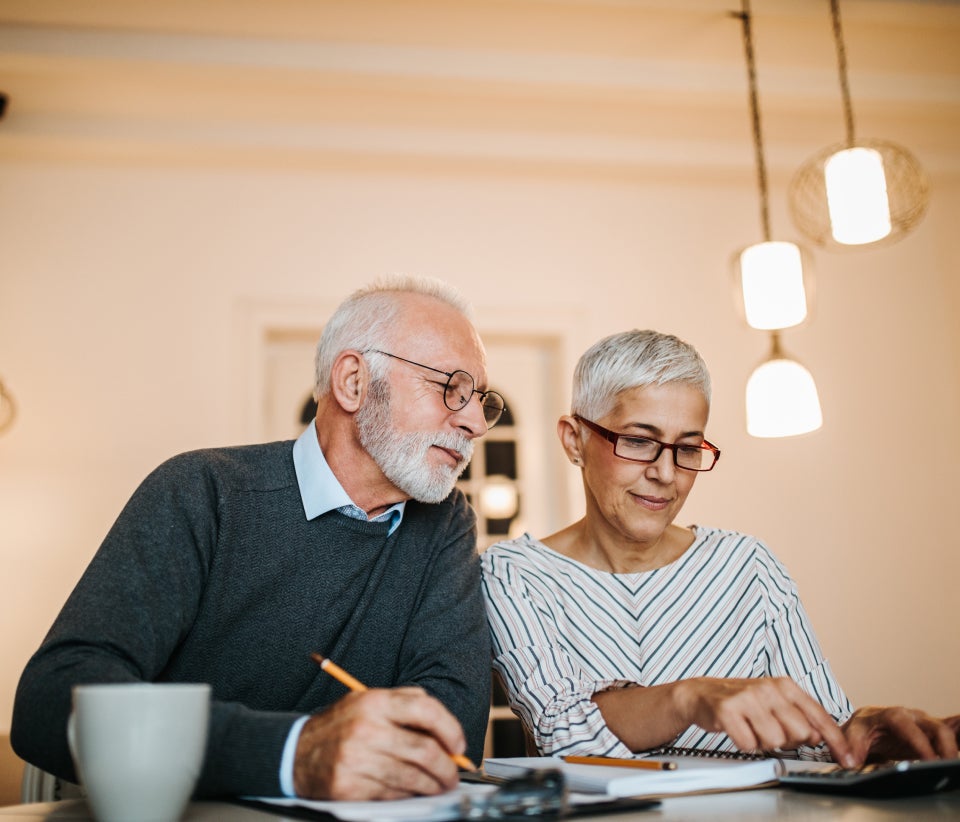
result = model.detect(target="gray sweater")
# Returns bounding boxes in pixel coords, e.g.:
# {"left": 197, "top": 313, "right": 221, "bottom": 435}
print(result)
{"left": 11, "top": 440, "right": 491, "bottom": 797}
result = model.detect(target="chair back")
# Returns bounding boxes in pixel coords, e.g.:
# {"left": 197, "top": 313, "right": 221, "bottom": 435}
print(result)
{"left": 20, "top": 764, "right": 84, "bottom": 804}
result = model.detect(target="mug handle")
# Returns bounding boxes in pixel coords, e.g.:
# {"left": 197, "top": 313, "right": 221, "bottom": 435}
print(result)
{"left": 67, "top": 712, "right": 78, "bottom": 762}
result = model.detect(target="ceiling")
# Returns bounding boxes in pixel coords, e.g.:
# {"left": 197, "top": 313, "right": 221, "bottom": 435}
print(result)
{"left": 0, "top": 0, "right": 958, "bottom": 177}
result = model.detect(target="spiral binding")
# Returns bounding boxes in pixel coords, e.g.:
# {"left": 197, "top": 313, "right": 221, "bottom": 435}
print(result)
{"left": 648, "top": 746, "right": 771, "bottom": 761}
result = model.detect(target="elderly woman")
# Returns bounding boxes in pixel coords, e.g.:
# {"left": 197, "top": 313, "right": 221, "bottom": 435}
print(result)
{"left": 482, "top": 329, "right": 958, "bottom": 767}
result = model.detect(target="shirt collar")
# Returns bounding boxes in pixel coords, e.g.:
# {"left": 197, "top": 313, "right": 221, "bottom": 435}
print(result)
{"left": 292, "top": 423, "right": 405, "bottom": 532}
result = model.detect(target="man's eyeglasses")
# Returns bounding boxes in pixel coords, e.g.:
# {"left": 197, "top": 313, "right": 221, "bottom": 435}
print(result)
{"left": 462, "top": 768, "right": 567, "bottom": 819}
{"left": 574, "top": 415, "right": 720, "bottom": 472}
{"left": 364, "top": 350, "right": 506, "bottom": 427}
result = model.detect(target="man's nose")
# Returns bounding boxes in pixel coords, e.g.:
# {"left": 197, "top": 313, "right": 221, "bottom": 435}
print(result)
{"left": 454, "top": 392, "right": 489, "bottom": 438}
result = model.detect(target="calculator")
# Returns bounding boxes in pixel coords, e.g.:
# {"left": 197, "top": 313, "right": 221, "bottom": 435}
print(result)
{"left": 779, "top": 757, "right": 960, "bottom": 798}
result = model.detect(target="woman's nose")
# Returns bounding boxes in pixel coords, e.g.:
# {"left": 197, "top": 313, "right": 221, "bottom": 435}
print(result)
{"left": 646, "top": 446, "right": 676, "bottom": 480}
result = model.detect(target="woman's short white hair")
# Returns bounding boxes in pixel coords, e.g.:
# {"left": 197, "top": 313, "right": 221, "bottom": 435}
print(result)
{"left": 571, "top": 329, "right": 711, "bottom": 420}
{"left": 314, "top": 276, "right": 472, "bottom": 399}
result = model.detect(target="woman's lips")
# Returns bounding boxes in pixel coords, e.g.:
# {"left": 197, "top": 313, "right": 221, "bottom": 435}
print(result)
{"left": 632, "top": 493, "right": 670, "bottom": 512}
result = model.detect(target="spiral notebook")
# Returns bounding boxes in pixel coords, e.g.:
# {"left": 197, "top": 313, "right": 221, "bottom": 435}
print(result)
{"left": 483, "top": 754, "right": 781, "bottom": 798}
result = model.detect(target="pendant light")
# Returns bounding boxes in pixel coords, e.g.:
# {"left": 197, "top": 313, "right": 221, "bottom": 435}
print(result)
{"left": 733, "top": 1, "right": 811, "bottom": 332}
{"left": 746, "top": 333, "right": 823, "bottom": 439}
{"left": 734, "top": 2, "right": 823, "bottom": 438}
{"left": 789, "top": 0, "right": 929, "bottom": 248}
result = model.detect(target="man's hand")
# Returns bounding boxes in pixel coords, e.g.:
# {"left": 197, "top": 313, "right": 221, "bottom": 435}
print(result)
{"left": 842, "top": 706, "right": 960, "bottom": 765}
{"left": 676, "top": 677, "right": 858, "bottom": 767}
{"left": 292, "top": 687, "right": 468, "bottom": 800}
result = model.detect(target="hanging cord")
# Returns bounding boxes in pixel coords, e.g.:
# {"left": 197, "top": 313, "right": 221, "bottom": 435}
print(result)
{"left": 733, "top": 0, "right": 771, "bottom": 242}
{"left": 830, "top": 0, "right": 856, "bottom": 146}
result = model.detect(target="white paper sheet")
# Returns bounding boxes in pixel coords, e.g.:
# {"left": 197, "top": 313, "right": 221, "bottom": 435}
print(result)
{"left": 247, "top": 782, "right": 495, "bottom": 822}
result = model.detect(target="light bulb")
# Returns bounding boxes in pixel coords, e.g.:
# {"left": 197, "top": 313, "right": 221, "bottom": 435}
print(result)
{"left": 746, "top": 357, "right": 822, "bottom": 438}
{"left": 739, "top": 241, "right": 808, "bottom": 330}
{"left": 478, "top": 476, "right": 519, "bottom": 519}
{"left": 825, "top": 147, "right": 891, "bottom": 245}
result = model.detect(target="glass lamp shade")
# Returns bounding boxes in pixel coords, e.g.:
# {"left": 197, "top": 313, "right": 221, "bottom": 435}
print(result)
{"left": 746, "top": 355, "right": 823, "bottom": 438}
{"left": 738, "top": 241, "right": 808, "bottom": 330}
{"left": 825, "top": 147, "right": 891, "bottom": 245}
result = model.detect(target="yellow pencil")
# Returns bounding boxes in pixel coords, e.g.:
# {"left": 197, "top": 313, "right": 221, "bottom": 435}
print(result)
{"left": 563, "top": 755, "right": 677, "bottom": 771}
{"left": 310, "top": 652, "right": 478, "bottom": 772}
{"left": 311, "top": 653, "right": 368, "bottom": 693}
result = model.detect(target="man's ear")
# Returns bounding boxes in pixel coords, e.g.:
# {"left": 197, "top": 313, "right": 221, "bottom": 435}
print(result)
{"left": 557, "top": 416, "right": 584, "bottom": 467}
{"left": 329, "top": 350, "right": 368, "bottom": 413}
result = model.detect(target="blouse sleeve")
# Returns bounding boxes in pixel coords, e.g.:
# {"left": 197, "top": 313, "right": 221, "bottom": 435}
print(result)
{"left": 481, "top": 545, "right": 634, "bottom": 757}
{"left": 755, "top": 544, "right": 854, "bottom": 759}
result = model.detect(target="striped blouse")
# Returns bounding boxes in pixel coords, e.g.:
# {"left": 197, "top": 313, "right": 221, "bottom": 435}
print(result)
{"left": 481, "top": 527, "right": 853, "bottom": 759}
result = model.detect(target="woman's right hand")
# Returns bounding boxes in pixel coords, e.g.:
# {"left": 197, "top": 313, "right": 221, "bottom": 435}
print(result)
{"left": 673, "top": 676, "right": 858, "bottom": 767}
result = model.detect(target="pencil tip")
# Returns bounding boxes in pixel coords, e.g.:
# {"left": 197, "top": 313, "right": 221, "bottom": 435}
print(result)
{"left": 310, "top": 652, "right": 326, "bottom": 665}
{"left": 455, "top": 754, "right": 479, "bottom": 771}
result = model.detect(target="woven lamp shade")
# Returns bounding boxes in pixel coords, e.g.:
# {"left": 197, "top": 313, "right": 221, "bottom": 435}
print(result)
{"left": 789, "top": 138, "right": 929, "bottom": 249}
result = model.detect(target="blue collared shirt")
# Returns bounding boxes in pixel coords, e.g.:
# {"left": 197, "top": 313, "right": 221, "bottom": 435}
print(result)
{"left": 279, "top": 424, "right": 406, "bottom": 795}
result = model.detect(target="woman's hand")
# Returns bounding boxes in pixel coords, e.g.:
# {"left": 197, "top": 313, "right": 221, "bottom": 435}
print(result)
{"left": 842, "top": 706, "right": 960, "bottom": 764}
{"left": 594, "top": 676, "right": 857, "bottom": 767}
{"left": 673, "top": 677, "right": 858, "bottom": 767}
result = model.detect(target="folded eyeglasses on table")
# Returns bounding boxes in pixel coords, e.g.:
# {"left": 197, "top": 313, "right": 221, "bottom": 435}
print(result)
{"left": 460, "top": 767, "right": 658, "bottom": 819}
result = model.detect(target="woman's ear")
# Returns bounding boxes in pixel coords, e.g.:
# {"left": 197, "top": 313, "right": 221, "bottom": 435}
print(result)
{"left": 329, "top": 350, "right": 367, "bottom": 413}
{"left": 557, "top": 416, "right": 584, "bottom": 467}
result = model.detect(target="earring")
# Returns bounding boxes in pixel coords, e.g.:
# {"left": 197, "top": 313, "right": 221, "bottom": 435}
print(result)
{"left": 572, "top": 457, "right": 582, "bottom": 466}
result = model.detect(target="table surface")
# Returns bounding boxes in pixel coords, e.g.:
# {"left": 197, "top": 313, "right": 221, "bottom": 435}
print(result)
{"left": 2, "top": 788, "right": 959, "bottom": 822}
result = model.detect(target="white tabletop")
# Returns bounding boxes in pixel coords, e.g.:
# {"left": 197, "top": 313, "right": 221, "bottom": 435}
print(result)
{"left": 2, "top": 789, "right": 960, "bottom": 821}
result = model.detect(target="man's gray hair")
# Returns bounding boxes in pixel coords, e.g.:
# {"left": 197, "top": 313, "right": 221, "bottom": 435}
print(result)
{"left": 314, "top": 276, "right": 472, "bottom": 399}
{"left": 571, "top": 329, "right": 711, "bottom": 420}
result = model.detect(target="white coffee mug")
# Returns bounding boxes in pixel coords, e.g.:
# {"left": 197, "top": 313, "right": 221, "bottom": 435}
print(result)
{"left": 68, "top": 682, "right": 210, "bottom": 822}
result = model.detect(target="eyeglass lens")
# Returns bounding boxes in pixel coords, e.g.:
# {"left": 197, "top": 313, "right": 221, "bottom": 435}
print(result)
{"left": 444, "top": 371, "right": 505, "bottom": 426}
{"left": 615, "top": 437, "right": 717, "bottom": 470}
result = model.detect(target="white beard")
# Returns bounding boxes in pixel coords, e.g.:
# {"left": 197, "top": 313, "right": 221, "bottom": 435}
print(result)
{"left": 356, "top": 378, "right": 474, "bottom": 503}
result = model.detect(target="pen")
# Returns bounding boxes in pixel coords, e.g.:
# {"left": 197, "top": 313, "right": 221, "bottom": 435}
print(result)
{"left": 563, "top": 755, "right": 677, "bottom": 771}
{"left": 310, "top": 652, "right": 478, "bottom": 772}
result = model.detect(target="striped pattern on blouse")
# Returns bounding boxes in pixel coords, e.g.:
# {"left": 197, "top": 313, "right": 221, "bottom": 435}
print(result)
{"left": 481, "top": 526, "right": 852, "bottom": 759}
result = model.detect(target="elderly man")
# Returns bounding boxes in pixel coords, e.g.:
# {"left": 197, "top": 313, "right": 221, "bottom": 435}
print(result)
{"left": 12, "top": 277, "right": 501, "bottom": 800}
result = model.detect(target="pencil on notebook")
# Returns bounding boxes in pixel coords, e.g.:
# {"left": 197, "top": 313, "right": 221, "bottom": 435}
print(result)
{"left": 563, "top": 755, "right": 677, "bottom": 771}
{"left": 310, "top": 652, "right": 478, "bottom": 772}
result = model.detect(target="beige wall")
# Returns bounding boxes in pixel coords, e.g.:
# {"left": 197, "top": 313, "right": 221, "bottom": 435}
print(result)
{"left": 2, "top": 1, "right": 959, "bottom": 740}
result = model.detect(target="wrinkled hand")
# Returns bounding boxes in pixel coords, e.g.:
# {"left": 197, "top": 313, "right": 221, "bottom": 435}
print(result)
{"left": 944, "top": 714, "right": 960, "bottom": 743}
{"left": 677, "top": 677, "right": 857, "bottom": 767}
{"left": 292, "top": 687, "right": 467, "bottom": 800}
{"left": 842, "top": 706, "right": 960, "bottom": 765}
